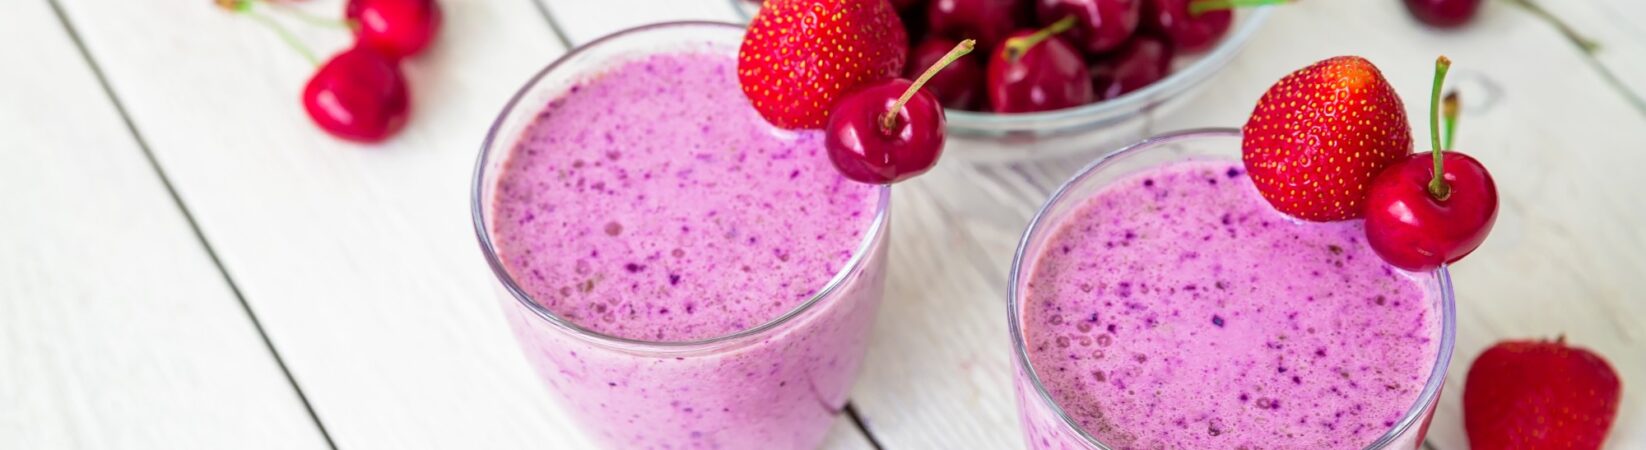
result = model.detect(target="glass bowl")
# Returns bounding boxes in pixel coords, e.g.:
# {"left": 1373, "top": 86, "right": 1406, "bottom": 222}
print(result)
{"left": 729, "top": 1, "right": 1273, "bottom": 163}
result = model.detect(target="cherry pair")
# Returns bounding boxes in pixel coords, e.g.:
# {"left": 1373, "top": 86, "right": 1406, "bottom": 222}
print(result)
{"left": 304, "top": 0, "right": 442, "bottom": 142}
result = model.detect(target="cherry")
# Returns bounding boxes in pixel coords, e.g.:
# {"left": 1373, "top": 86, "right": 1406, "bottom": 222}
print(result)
{"left": 346, "top": 0, "right": 442, "bottom": 59}
{"left": 1034, "top": 0, "right": 1140, "bottom": 54}
{"left": 1364, "top": 56, "right": 1498, "bottom": 271}
{"left": 1140, "top": 0, "right": 1282, "bottom": 54}
{"left": 987, "top": 17, "right": 1094, "bottom": 113}
{"left": 826, "top": 40, "right": 976, "bottom": 184}
{"left": 907, "top": 37, "right": 986, "bottom": 110}
{"left": 927, "top": 0, "right": 1030, "bottom": 53}
{"left": 1090, "top": 33, "right": 1172, "bottom": 100}
{"left": 1139, "top": 0, "right": 1226, "bottom": 53}
{"left": 303, "top": 46, "right": 410, "bottom": 142}
{"left": 1402, "top": 0, "right": 1481, "bottom": 29}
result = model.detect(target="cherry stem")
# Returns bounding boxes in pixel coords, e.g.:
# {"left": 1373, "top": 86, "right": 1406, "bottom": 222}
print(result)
{"left": 1442, "top": 91, "right": 1459, "bottom": 151}
{"left": 261, "top": 0, "right": 354, "bottom": 30}
{"left": 1427, "top": 56, "right": 1452, "bottom": 200}
{"left": 880, "top": 39, "right": 976, "bottom": 132}
{"left": 1188, "top": 0, "right": 1289, "bottom": 16}
{"left": 1003, "top": 16, "right": 1075, "bottom": 61}
{"left": 216, "top": 0, "right": 319, "bottom": 65}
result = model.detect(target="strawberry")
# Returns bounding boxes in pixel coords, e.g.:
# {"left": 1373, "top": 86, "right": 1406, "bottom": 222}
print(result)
{"left": 738, "top": 0, "right": 908, "bottom": 129}
{"left": 1241, "top": 56, "right": 1413, "bottom": 221}
{"left": 1465, "top": 337, "right": 1623, "bottom": 450}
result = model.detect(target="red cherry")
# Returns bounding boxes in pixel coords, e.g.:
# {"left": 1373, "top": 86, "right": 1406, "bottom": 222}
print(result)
{"left": 347, "top": 0, "right": 442, "bottom": 59}
{"left": 1090, "top": 33, "right": 1173, "bottom": 99}
{"left": 1034, "top": 0, "right": 1141, "bottom": 54}
{"left": 1402, "top": 0, "right": 1482, "bottom": 29}
{"left": 826, "top": 40, "right": 975, "bottom": 184}
{"left": 927, "top": 0, "right": 1030, "bottom": 52}
{"left": 1365, "top": 151, "right": 1498, "bottom": 271}
{"left": 907, "top": 37, "right": 986, "bottom": 110}
{"left": 1139, "top": 0, "right": 1230, "bottom": 53}
{"left": 1364, "top": 57, "right": 1498, "bottom": 271}
{"left": 987, "top": 18, "right": 1094, "bottom": 113}
{"left": 303, "top": 46, "right": 410, "bottom": 142}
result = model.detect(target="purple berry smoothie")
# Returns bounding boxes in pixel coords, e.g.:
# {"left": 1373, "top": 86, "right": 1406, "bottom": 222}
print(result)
{"left": 1014, "top": 160, "right": 1442, "bottom": 449}
{"left": 482, "top": 38, "right": 887, "bottom": 449}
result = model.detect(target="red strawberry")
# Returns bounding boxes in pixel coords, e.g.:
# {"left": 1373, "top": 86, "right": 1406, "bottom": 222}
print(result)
{"left": 1241, "top": 56, "right": 1413, "bottom": 221}
{"left": 1465, "top": 337, "right": 1623, "bottom": 450}
{"left": 738, "top": 0, "right": 908, "bottom": 129}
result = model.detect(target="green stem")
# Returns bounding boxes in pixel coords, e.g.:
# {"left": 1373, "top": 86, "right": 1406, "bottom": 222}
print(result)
{"left": 881, "top": 39, "right": 976, "bottom": 132}
{"left": 1501, "top": 0, "right": 1601, "bottom": 54}
{"left": 1188, "top": 0, "right": 1289, "bottom": 16}
{"left": 1002, "top": 16, "right": 1076, "bottom": 61}
{"left": 1442, "top": 91, "right": 1459, "bottom": 151}
{"left": 218, "top": 0, "right": 319, "bottom": 66}
{"left": 262, "top": 0, "right": 354, "bottom": 30}
{"left": 249, "top": 11, "right": 319, "bottom": 65}
{"left": 1428, "top": 56, "right": 1452, "bottom": 200}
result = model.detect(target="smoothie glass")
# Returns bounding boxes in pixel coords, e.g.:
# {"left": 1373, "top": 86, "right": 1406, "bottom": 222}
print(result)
{"left": 1006, "top": 128, "right": 1457, "bottom": 449}
{"left": 472, "top": 22, "right": 891, "bottom": 449}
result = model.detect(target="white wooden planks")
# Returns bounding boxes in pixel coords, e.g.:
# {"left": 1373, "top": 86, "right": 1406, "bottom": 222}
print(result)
{"left": 39, "top": 0, "right": 875, "bottom": 447}
{"left": 0, "top": 1, "right": 330, "bottom": 449}
{"left": 1523, "top": 0, "right": 1646, "bottom": 114}
{"left": 537, "top": 0, "right": 745, "bottom": 45}
{"left": 41, "top": 0, "right": 603, "bottom": 447}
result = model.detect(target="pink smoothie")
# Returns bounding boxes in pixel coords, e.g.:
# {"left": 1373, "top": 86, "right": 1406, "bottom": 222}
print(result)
{"left": 1017, "top": 160, "right": 1440, "bottom": 449}
{"left": 488, "top": 47, "right": 886, "bottom": 449}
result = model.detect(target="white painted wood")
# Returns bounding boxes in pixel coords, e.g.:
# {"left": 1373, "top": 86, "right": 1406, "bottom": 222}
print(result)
{"left": 539, "top": 0, "right": 744, "bottom": 45}
{"left": 537, "top": 0, "right": 1646, "bottom": 449}
{"left": 1520, "top": 0, "right": 1646, "bottom": 112}
{"left": 0, "top": 1, "right": 330, "bottom": 449}
{"left": 39, "top": 0, "right": 600, "bottom": 448}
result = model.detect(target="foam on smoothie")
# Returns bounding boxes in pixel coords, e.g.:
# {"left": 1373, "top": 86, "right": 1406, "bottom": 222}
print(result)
{"left": 1022, "top": 160, "right": 1439, "bottom": 448}
{"left": 491, "top": 51, "right": 877, "bottom": 342}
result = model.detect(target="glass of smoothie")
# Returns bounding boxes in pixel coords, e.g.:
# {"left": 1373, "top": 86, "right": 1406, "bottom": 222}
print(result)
{"left": 1008, "top": 128, "right": 1456, "bottom": 449}
{"left": 472, "top": 22, "right": 890, "bottom": 449}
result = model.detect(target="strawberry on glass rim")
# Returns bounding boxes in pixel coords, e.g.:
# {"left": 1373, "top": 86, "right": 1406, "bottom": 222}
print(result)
{"left": 738, "top": 0, "right": 908, "bottom": 129}
{"left": 1241, "top": 55, "right": 1413, "bottom": 221}
{"left": 1363, "top": 56, "right": 1498, "bottom": 271}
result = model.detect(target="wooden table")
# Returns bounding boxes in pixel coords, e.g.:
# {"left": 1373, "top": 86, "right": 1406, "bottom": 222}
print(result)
{"left": 4, "top": 0, "right": 1641, "bottom": 448}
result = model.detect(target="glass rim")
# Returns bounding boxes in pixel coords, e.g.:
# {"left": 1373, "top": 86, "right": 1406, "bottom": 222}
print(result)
{"left": 471, "top": 20, "right": 893, "bottom": 352}
{"left": 1005, "top": 127, "right": 1458, "bottom": 449}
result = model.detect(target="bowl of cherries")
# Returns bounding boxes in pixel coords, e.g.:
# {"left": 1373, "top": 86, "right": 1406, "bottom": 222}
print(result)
{"left": 736, "top": 0, "right": 1274, "bottom": 162}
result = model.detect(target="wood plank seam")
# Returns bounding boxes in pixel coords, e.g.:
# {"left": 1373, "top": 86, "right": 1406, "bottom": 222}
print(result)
{"left": 41, "top": 1, "right": 340, "bottom": 448}
{"left": 843, "top": 403, "right": 884, "bottom": 450}
{"left": 526, "top": 0, "right": 574, "bottom": 49}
